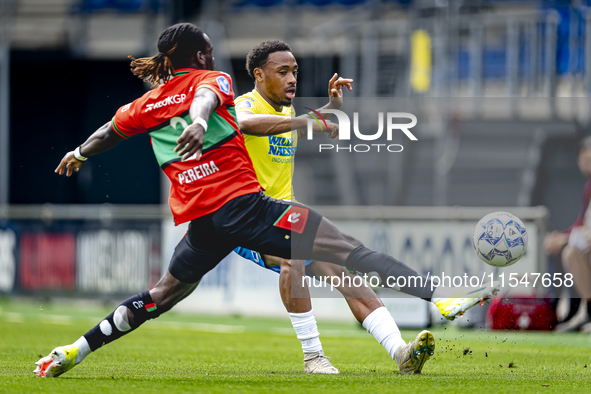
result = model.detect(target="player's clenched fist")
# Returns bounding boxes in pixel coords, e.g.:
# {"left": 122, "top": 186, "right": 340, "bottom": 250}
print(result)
{"left": 175, "top": 123, "right": 205, "bottom": 161}
{"left": 325, "top": 120, "right": 339, "bottom": 139}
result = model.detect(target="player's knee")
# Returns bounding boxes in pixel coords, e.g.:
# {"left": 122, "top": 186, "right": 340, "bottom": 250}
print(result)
{"left": 280, "top": 260, "right": 291, "bottom": 274}
{"left": 334, "top": 232, "right": 363, "bottom": 256}
{"left": 283, "top": 260, "right": 309, "bottom": 278}
{"left": 327, "top": 267, "right": 358, "bottom": 290}
{"left": 264, "top": 254, "right": 288, "bottom": 268}
{"left": 311, "top": 261, "right": 344, "bottom": 278}
{"left": 341, "top": 232, "right": 363, "bottom": 248}
{"left": 147, "top": 270, "right": 197, "bottom": 314}
{"left": 281, "top": 259, "right": 300, "bottom": 270}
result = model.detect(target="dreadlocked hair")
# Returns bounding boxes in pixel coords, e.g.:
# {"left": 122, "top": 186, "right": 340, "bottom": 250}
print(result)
{"left": 128, "top": 23, "right": 209, "bottom": 88}
{"left": 129, "top": 45, "right": 177, "bottom": 88}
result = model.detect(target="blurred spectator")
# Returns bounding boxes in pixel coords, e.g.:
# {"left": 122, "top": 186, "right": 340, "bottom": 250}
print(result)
{"left": 545, "top": 136, "right": 591, "bottom": 332}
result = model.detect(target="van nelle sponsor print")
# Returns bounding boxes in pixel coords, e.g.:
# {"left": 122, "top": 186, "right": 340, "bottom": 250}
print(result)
{"left": 268, "top": 135, "right": 296, "bottom": 163}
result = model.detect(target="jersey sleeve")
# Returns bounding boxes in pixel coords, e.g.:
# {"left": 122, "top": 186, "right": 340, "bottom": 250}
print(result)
{"left": 196, "top": 72, "right": 235, "bottom": 108}
{"left": 111, "top": 99, "right": 147, "bottom": 139}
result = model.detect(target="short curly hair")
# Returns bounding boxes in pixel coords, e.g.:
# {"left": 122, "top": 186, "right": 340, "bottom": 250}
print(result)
{"left": 245, "top": 40, "right": 292, "bottom": 80}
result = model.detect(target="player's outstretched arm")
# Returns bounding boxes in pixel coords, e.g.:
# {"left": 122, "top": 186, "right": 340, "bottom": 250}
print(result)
{"left": 55, "top": 122, "right": 123, "bottom": 177}
{"left": 174, "top": 88, "right": 220, "bottom": 161}
{"left": 237, "top": 74, "right": 350, "bottom": 140}
{"left": 238, "top": 112, "right": 338, "bottom": 139}
{"left": 239, "top": 112, "right": 306, "bottom": 136}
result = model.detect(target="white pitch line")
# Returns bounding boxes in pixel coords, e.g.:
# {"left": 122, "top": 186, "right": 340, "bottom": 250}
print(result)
{"left": 271, "top": 327, "right": 296, "bottom": 336}
{"left": 271, "top": 327, "right": 366, "bottom": 338}
{"left": 40, "top": 314, "right": 73, "bottom": 325}
{"left": 43, "top": 314, "right": 72, "bottom": 321}
{"left": 2, "top": 312, "right": 24, "bottom": 323}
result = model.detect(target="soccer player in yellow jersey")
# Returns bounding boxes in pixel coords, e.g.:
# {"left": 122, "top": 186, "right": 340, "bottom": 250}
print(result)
{"left": 236, "top": 87, "right": 296, "bottom": 201}
{"left": 231, "top": 40, "right": 436, "bottom": 375}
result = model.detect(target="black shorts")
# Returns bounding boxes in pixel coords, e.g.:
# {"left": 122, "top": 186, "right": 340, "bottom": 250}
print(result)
{"left": 168, "top": 192, "right": 323, "bottom": 283}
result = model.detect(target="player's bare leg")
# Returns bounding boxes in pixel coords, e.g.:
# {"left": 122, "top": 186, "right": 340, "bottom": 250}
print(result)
{"left": 309, "top": 217, "right": 498, "bottom": 320}
{"left": 263, "top": 255, "right": 339, "bottom": 374}
{"left": 305, "top": 261, "right": 381, "bottom": 321}
{"left": 34, "top": 270, "right": 198, "bottom": 377}
{"left": 309, "top": 218, "right": 431, "bottom": 298}
{"left": 306, "top": 261, "right": 434, "bottom": 374}
{"left": 273, "top": 256, "right": 310, "bottom": 313}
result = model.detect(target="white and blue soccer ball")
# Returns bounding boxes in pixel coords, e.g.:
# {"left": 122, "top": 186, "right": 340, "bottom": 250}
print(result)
{"left": 473, "top": 211, "right": 528, "bottom": 267}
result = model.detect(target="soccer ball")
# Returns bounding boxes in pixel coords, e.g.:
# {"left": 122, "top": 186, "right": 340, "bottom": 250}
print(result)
{"left": 473, "top": 211, "right": 528, "bottom": 267}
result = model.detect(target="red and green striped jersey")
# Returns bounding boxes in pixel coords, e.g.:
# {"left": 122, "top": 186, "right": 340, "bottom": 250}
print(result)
{"left": 111, "top": 68, "right": 261, "bottom": 224}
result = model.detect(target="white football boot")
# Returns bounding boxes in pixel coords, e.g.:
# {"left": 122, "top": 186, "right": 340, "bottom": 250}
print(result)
{"left": 303, "top": 350, "right": 340, "bottom": 374}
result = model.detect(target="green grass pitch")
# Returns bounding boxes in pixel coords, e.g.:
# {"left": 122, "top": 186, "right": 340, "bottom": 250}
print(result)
{"left": 0, "top": 298, "right": 590, "bottom": 393}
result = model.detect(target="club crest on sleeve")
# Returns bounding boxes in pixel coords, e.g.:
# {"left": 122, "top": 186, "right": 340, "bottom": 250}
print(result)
{"left": 237, "top": 100, "right": 252, "bottom": 109}
{"left": 216, "top": 76, "right": 230, "bottom": 94}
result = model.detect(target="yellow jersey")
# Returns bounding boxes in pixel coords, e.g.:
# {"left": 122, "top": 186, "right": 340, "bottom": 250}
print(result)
{"left": 235, "top": 89, "right": 296, "bottom": 201}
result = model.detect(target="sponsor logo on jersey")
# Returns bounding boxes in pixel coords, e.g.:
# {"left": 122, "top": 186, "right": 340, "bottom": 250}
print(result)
{"left": 216, "top": 76, "right": 230, "bottom": 94}
{"left": 287, "top": 212, "right": 301, "bottom": 223}
{"left": 251, "top": 251, "right": 260, "bottom": 262}
{"left": 145, "top": 94, "right": 187, "bottom": 112}
{"left": 178, "top": 160, "right": 220, "bottom": 185}
{"left": 268, "top": 135, "right": 296, "bottom": 157}
{"left": 274, "top": 205, "right": 310, "bottom": 234}
{"left": 121, "top": 103, "right": 131, "bottom": 113}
